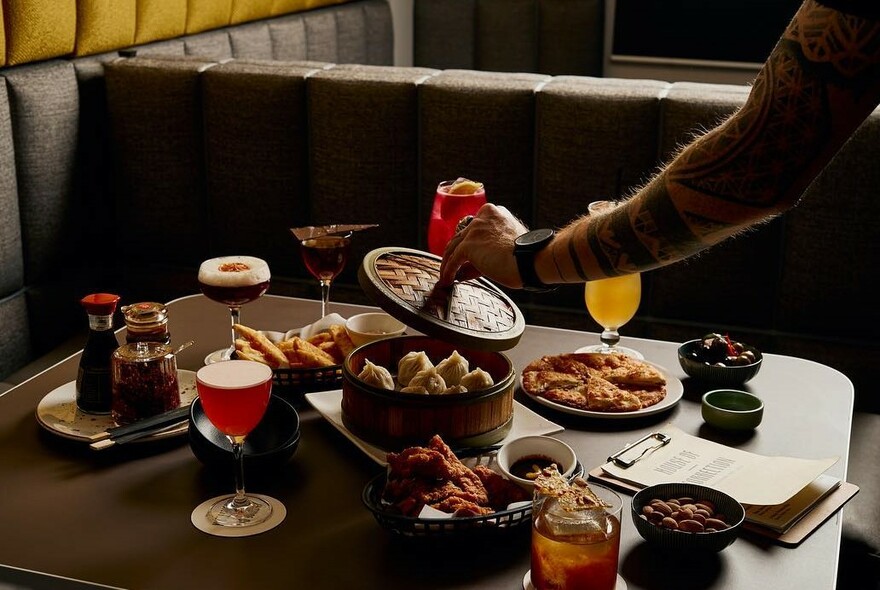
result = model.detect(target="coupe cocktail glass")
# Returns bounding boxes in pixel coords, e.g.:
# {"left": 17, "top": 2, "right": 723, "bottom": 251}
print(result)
{"left": 194, "top": 360, "right": 279, "bottom": 528}
{"left": 198, "top": 255, "right": 270, "bottom": 363}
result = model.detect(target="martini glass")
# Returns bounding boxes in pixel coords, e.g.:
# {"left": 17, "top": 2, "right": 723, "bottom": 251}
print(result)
{"left": 299, "top": 231, "right": 352, "bottom": 318}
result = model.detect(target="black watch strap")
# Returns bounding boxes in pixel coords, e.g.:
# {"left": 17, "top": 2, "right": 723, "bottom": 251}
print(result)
{"left": 514, "top": 229, "right": 557, "bottom": 292}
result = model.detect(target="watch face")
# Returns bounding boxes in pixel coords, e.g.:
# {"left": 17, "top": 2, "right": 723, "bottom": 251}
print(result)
{"left": 517, "top": 228, "right": 554, "bottom": 248}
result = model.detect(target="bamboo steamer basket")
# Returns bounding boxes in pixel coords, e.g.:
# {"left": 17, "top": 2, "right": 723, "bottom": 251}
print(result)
{"left": 343, "top": 247, "right": 525, "bottom": 451}
{"left": 342, "top": 336, "right": 514, "bottom": 450}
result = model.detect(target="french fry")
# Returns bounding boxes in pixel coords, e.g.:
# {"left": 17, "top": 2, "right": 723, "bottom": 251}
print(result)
{"left": 232, "top": 324, "right": 289, "bottom": 369}
{"left": 328, "top": 324, "right": 355, "bottom": 358}
{"left": 285, "top": 336, "right": 336, "bottom": 368}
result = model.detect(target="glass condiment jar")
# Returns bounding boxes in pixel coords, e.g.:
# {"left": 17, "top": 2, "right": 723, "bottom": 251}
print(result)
{"left": 122, "top": 301, "right": 171, "bottom": 344}
{"left": 111, "top": 341, "right": 181, "bottom": 425}
{"left": 76, "top": 293, "right": 122, "bottom": 414}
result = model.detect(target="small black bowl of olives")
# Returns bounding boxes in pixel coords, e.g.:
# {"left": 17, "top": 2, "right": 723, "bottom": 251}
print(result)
{"left": 678, "top": 334, "right": 762, "bottom": 387}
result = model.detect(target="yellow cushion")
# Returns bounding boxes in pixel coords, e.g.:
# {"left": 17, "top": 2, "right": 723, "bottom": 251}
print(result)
{"left": 5, "top": 0, "right": 76, "bottom": 66}
{"left": 186, "top": 0, "right": 232, "bottom": 34}
{"left": 271, "top": 0, "right": 310, "bottom": 16}
{"left": 230, "top": 0, "right": 274, "bottom": 24}
{"left": 0, "top": 3, "right": 5, "bottom": 67}
{"left": 75, "top": 0, "right": 137, "bottom": 57}
{"left": 135, "top": 0, "right": 187, "bottom": 45}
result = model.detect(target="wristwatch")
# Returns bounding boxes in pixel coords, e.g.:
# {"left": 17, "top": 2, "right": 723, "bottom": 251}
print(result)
{"left": 513, "top": 229, "right": 557, "bottom": 292}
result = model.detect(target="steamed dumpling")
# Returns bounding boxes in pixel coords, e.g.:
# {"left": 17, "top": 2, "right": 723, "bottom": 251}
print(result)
{"left": 358, "top": 359, "right": 395, "bottom": 390}
{"left": 435, "top": 350, "right": 470, "bottom": 387}
{"left": 407, "top": 367, "right": 446, "bottom": 394}
{"left": 443, "top": 384, "right": 467, "bottom": 394}
{"left": 397, "top": 351, "right": 433, "bottom": 387}
{"left": 400, "top": 385, "right": 429, "bottom": 394}
{"left": 459, "top": 367, "right": 494, "bottom": 391}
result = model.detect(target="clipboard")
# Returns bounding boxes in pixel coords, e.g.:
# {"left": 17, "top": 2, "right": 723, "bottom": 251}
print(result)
{"left": 590, "top": 431, "right": 860, "bottom": 547}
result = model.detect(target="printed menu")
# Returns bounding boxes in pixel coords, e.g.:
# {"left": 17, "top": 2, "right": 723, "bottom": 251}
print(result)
{"left": 600, "top": 425, "right": 837, "bottom": 506}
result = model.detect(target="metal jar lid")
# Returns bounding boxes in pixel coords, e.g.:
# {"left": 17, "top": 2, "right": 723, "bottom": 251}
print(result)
{"left": 121, "top": 302, "right": 168, "bottom": 327}
{"left": 357, "top": 247, "right": 525, "bottom": 351}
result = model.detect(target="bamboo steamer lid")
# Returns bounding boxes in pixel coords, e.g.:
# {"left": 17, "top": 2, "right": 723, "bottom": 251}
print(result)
{"left": 357, "top": 247, "right": 525, "bottom": 351}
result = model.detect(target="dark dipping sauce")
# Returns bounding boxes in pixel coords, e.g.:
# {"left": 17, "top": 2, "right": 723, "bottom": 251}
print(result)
{"left": 510, "top": 454, "right": 559, "bottom": 480}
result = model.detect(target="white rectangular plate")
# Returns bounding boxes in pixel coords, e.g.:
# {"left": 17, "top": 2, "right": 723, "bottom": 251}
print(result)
{"left": 305, "top": 389, "right": 564, "bottom": 466}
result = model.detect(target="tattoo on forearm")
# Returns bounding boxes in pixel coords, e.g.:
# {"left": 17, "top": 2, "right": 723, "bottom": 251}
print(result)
{"left": 587, "top": 0, "right": 880, "bottom": 273}
{"left": 567, "top": 236, "right": 588, "bottom": 281}
{"left": 671, "top": 47, "right": 829, "bottom": 209}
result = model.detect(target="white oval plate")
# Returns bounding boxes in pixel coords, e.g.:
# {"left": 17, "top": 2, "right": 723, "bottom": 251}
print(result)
{"left": 35, "top": 369, "right": 198, "bottom": 442}
{"left": 519, "top": 361, "right": 683, "bottom": 419}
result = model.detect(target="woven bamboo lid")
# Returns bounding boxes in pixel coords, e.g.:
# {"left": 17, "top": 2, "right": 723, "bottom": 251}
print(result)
{"left": 358, "top": 247, "right": 525, "bottom": 351}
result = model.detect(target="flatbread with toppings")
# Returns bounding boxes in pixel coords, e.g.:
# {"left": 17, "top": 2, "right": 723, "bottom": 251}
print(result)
{"left": 521, "top": 352, "right": 667, "bottom": 413}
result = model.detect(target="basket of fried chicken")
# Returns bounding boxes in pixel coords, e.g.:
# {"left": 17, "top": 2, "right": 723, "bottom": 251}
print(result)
{"left": 362, "top": 434, "right": 581, "bottom": 538}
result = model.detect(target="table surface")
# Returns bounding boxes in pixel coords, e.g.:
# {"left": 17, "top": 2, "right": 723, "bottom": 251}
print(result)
{"left": 0, "top": 294, "right": 854, "bottom": 590}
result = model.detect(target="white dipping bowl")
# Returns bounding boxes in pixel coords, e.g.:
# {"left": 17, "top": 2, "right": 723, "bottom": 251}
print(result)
{"left": 497, "top": 435, "right": 577, "bottom": 491}
{"left": 345, "top": 312, "right": 407, "bottom": 347}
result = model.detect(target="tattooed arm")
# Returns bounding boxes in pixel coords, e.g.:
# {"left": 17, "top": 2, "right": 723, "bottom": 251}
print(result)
{"left": 439, "top": 0, "right": 880, "bottom": 289}
{"left": 538, "top": 0, "right": 880, "bottom": 283}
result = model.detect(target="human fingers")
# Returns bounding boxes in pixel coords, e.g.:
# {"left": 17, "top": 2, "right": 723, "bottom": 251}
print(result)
{"left": 438, "top": 227, "right": 470, "bottom": 286}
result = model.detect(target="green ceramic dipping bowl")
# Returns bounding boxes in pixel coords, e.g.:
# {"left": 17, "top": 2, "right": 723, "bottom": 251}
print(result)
{"left": 701, "top": 389, "right": 764, "bottom": 430}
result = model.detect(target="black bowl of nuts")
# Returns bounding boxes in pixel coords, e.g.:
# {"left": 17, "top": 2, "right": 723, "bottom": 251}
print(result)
{"left": 631, "top": 482, "right": 745, "bottom": 553}
{"left": 678, "top": 334, "right": 762, "bottom": 387}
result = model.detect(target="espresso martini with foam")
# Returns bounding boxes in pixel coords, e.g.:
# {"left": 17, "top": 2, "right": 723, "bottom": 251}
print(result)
{"left": 198, "top": 256, "right": 271, "bottom": 307}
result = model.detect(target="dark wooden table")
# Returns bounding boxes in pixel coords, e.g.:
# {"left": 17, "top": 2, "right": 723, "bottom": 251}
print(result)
{"left": 0, "top": 294, "right": 853, "bottom": 589}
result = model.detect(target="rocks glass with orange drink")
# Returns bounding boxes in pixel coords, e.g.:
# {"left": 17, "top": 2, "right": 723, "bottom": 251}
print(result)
{"left": 427, "top": 178, "right": 486, "bottom": 255}
{"left": 531, "top": 478, "right": 624, "bottom": 590}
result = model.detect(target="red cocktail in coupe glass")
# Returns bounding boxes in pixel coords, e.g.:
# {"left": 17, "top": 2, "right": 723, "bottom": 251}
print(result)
{"left": 198, "top": 255, "right": 270, "bottom": 363}
{"left": 427, "top": 178, "right": 486, "bottom": 255}
{"left": 194, "top": 360, "right": 279, "bottom": 529}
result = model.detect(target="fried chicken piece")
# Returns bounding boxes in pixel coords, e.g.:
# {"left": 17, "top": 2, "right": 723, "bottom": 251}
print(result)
{"left": 432, "top": 496, "right": 493, "bottom": 517}
{"left": 473, "top": 465, "right": 531, "bottom": 509}
{"left": 383, "top": 435, "right": 491, "bottom": 516}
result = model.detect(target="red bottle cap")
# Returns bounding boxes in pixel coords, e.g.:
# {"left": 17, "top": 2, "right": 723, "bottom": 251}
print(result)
{"left": 81, "top": 293, "right": 121, "bottom": 315}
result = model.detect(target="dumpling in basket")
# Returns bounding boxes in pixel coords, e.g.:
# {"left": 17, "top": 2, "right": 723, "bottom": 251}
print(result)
{"left": 435, "top": 350, "right": 470, "bottom": 387}
{"left": 397, "top": 351, "right": 433, "bottom": 387}
{"left": 407, "top": 367, "right": 446, "bottom": 394}
{"left": 460, "top": 367, "right": 494, "bottom": 391}
{"left": 358, "top": 359, "right": 395, "bottom": 390}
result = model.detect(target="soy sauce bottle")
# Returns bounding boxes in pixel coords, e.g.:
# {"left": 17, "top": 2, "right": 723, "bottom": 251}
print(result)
{"left": 76, "top": 293, "right": 121, "bottom": 414}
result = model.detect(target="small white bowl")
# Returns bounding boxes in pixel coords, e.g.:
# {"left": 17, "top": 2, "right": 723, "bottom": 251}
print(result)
{"left": 345, "top": 312, "right": 407, "bottom": 347}
{"left": 497, "top": 435, "right": 577, "bottom": 491}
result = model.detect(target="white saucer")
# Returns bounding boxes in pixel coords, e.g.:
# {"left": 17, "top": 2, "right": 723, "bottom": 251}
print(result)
{"left": 35, "top": 369, "right": 198, "bottom": 442}
{"left": 574, "top": 344, "right": 644, "bottom": 360}
{"left": 191, "top": 494, "right": 286, "bottom": 537}
{"left": 523, "top": 570, "right": 627, "bottom": 590}
{"left": 204, "top": 348, "right": 231, "bottom": 365}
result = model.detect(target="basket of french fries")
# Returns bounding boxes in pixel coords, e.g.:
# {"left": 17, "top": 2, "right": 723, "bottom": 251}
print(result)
{"left": 232, "top": 322, "right": 355, "bottom": 400}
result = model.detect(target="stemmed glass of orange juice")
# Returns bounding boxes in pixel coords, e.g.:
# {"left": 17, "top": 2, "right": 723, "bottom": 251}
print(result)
{"left": 578, "top": 201, "right": 644, "bottom": 359}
